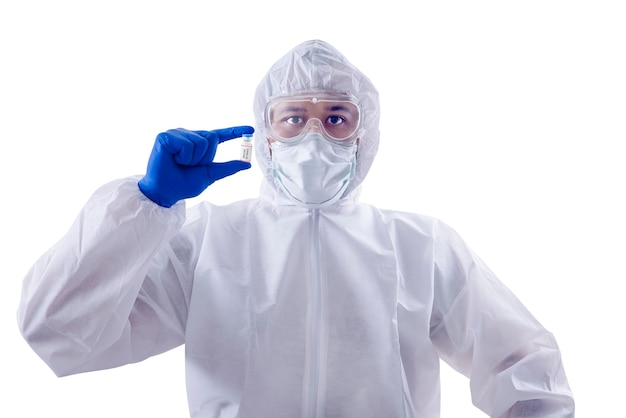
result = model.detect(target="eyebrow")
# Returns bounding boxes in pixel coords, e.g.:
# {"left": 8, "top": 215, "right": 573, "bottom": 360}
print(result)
{"left": 326, "top": 105, "right": 353, "bottom": 112}
{"left": 277, "top": 106, "right": 308, "bottom": 114}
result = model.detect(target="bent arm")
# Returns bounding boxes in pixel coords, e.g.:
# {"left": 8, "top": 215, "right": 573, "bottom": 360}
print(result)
{"left": 430, "top": 221, "right": 575, "bottom": 418}
{"left": 17, "top": 177, "right": 188, "bottom": 376}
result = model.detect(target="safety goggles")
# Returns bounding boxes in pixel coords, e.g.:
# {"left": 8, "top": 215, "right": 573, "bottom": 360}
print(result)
{"left": 265, "top": 93, "right": 362, "bottom": 145}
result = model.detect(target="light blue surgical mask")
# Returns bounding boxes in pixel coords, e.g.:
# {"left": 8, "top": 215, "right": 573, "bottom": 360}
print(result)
{"left": 271, "top": 132, "right": 356, "bottom": 208}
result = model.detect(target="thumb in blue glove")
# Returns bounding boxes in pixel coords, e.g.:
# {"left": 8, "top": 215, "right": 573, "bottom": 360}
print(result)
{"left": 138, "top": 126, "right": 253, "bottom": 207}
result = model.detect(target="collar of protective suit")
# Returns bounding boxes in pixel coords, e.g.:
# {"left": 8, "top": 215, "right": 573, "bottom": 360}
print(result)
{"left": 258, "top": 178, "right": 362, "bottom": 208}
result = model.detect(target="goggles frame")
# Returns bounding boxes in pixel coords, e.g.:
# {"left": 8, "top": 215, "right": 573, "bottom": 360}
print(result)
{"left": 264, "top": 92, "right": 363, "bottom": 145}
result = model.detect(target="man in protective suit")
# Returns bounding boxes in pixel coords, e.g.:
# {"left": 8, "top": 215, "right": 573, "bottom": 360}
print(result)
{"left": 18, "top": 40, "right": 575, "bottom": 417}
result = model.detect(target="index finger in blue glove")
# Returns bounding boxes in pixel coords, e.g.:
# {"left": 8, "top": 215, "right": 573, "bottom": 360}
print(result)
{"left": 195, "top": 126, "right": 254, "bottom": 144}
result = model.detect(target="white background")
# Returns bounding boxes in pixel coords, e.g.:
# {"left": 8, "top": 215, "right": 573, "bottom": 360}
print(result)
{"left": 1, "top": 1, "right": 624, "bottom": 416}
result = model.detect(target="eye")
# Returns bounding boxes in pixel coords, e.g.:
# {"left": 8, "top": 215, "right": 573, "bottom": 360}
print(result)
{"left": 286, "top": 116, "right": 304, "bottom": 125}
{"left": 326, "top": 115, "right": 345, "bottom": 125}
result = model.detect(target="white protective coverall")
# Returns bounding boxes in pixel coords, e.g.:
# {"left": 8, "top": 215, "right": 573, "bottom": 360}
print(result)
{"left": 18, "top": 40, "right": 574, "bottom": 418}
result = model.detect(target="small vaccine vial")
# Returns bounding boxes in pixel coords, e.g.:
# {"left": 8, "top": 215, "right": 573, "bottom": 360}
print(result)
{"left": 240, "top": 133, "right": 253, "bottom": 162}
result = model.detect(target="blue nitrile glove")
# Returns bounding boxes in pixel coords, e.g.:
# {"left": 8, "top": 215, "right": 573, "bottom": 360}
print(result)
{"left": 138, "top": 126, "right": 253, "bottom": 207}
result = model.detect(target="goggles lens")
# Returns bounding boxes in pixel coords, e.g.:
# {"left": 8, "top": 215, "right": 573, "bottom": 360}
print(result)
{"left": 266, "top": 94, "right": 361, "bottom": 143}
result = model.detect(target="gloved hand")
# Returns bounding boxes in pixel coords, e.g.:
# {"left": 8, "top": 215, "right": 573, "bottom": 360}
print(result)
{"left": 138, "top": 126, "right": 253, "bottom": 207}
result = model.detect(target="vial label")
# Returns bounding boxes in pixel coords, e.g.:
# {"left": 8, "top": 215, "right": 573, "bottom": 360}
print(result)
{"left": 240, "top": 145, "right": 253, "bottom": 162}
{"left": 240, "top": 134, "right": 253, "bottom": 162}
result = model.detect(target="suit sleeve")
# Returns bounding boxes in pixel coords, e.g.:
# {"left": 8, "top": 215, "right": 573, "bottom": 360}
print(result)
{"left": 17, "top": 177, "right": 192, "bottom": 376}
{"left": 429, "top": 220, "right": 575, "bottom": 417}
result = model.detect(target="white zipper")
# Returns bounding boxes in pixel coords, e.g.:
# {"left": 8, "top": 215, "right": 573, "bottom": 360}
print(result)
{"left": 302, "top": 209, "right": 328, "bottom": 418}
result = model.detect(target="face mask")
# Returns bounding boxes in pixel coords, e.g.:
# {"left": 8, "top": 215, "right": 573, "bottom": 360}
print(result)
{"left": 271, "top": 133, "right": 357, "bottom": 208}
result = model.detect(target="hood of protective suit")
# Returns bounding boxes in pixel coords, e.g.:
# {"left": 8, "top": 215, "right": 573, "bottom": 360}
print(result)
{"left": 253, "top": 40, "right": 380, "bottom": 205}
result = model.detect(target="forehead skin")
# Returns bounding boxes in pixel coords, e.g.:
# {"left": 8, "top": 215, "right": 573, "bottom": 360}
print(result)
{"left": 271, "top": 101, "right": 358, "bottom": 121}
